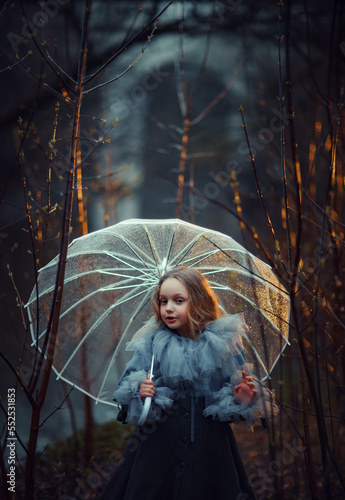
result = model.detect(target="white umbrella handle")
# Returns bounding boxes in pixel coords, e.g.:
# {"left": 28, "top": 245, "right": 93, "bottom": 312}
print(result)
{"left": 138, "top": 355, "right": 155, "bottom": 426}
{"left": 138, "top": 397, "right": 152, "bottom": 426}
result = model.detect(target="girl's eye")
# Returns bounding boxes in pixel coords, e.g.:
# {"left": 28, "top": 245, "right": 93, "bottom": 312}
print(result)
{"left": 176, "top": 298, "right": 184, "bottom": 303}
{"left": 160, "top": 299, "right": 167, "bottom": 304}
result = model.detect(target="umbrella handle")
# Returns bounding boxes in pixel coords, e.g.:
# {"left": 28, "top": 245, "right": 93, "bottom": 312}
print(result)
{"left": 138, "top": 354, "right": 155, "bottom": 426}
{"left": 138, "top": 397, "right": 152, "bottom": 426}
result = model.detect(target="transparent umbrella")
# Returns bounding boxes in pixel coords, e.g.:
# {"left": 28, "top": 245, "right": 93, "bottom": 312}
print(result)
{"left": 26, "top": 218, "right": 290, "bottom": 407}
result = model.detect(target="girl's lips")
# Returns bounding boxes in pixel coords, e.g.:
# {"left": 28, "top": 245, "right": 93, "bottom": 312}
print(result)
{"left": 166, "top": 317, "right": 176, "bottom": 322}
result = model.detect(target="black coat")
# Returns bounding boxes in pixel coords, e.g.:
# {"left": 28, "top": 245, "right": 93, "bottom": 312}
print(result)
{"left": 100, "top": 396, "right": 256, "bottom": 500}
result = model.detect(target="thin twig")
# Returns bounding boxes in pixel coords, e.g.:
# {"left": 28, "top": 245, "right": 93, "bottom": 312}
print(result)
{"left": 37, "top": 386, "right": 75, "bottom": 430}
{"left": 83, "top": 0, "right": 174, "bottom": 85}
{"left": 18, "top": 0, "right": 77, "bottom": 93}
{"left": 83, "top": 25, "right": 157, "bottom": 94}
{"left": 239, "top": 106, "right": 290, "bottom": 280}
{"left": 0, "top": 353, "right": 35, "bottom": 406}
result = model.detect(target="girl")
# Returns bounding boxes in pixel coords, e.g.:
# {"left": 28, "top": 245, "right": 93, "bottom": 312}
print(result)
{"left": 101, "top": 267, "right": 275, "bottom": 500}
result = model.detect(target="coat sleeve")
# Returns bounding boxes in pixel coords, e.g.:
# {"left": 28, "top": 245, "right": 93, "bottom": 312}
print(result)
{"left": 203, "top": 317, "right": 278, "bottom": 425}
{"left": 203, "top": 369, "right": 278, "bottom": 425}
{"left": 113, "top": 340, "right": 174, "bottom": 425}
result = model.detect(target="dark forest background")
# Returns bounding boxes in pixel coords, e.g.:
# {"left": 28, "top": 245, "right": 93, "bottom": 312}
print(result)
{"left": 0, "top": 1, "right": 344, "bottom": 498}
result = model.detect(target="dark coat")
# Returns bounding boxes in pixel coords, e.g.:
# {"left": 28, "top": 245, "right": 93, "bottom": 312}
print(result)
{"left": 100, "top": 397, "right": 256, "bottom": 500}
{"left": 100, "top": 316, "right": 272, "bottom": 499}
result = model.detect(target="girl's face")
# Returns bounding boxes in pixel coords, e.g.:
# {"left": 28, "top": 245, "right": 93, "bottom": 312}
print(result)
{"left": 159, "top": 277, "right": 190, "bottom": 336}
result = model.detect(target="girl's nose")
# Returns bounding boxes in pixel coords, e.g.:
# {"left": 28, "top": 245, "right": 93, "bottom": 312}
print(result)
{"left": 166, "top": 301, "right": 174, "bottom": 311}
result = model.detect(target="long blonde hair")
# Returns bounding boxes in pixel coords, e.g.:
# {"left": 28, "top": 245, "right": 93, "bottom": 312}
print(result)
{"left": 152, "top": 267, "right": 224, "bottom": 339}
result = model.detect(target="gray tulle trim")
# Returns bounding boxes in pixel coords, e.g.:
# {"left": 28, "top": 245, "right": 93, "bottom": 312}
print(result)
{"left": 203, "top": 371, "right": 278, "bottom": 424}
{"left": 114, "top": 314, "right": 277, "bottom": 425}
{"left": 113, "top": 370, "right": 175, "bottom": 425}
{"left": 126, "top": 314, "right": 249, "bottom": 389}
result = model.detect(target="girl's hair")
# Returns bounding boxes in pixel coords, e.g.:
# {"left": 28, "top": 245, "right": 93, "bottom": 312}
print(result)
{"left": 152, "top": 267, "right": 224, "bottom": 339}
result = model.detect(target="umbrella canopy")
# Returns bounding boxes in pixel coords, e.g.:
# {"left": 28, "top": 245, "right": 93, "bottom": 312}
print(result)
{"left": 26, "top": 218, "right": 290, "bottom": 406}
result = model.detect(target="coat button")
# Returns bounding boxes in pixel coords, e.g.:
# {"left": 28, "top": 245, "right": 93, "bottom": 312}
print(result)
{"left": 181, "top": 436, "right": 187, "bottom": 443}
{"left": 179, "top": 461, "right": 185, "bottom": 468}
{"left": 183, "top": 412, "right": 189, "bottom": 418}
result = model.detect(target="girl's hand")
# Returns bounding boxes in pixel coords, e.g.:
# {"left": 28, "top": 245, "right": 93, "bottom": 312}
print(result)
{"left": 139, "top": 374, "right": 156, "bottom": 400}
{"left": 233, "top": 370, "right": 257, "bottom": 405}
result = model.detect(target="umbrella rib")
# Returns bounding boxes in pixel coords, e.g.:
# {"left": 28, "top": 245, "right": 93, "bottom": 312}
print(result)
{"left": 265, "top": 342, "right": 288, "bottom": 377}
{"left": 182, "top": 256, "right": 289, "bottom": 298}
{"left": 27, "top": 266, "right": 157, "bottom": 308}
{"left": 200, "top": 261, "right": 288, "bottom": 296}
{"left": 165, "top": 230, "right": 288, "bottom": 297}
{"left": 115, "top": 234, "right": 160, "bottom": 275}
{"left": 159, "top": 222, "right": 177, "bottom": 275}
{"left": 168, "top": 234, "right": 207, "bottom": 268}
{"left": 39, "top": 247, "right": 155, "bottom": 269}
{"left": 194, "top": 256, "right": 286, "bottom": 295}
{"left": 207, "top": 279, "right": 290, "bottom": 339}
{"left": 243, "top": 333, "right": 270, "bottom": 381}
{"left": 61, "top": 280, "right": 149, "bottom": 322}
{"left": 50, "top": 365, "right": 117, "bottom": 406}
{"left": 168, "top": 235, "right": 275, "bottom": 290}
{"left": 95, "top": 287, "right": 155, "bottom": 404}
{"left": 141, "top": 222, "right": 176, "bottom": 276}
{"left": 142, "top": 223, "right": 161, "bottom": 271}
{"left": 38, "top": 243, "right": 157, "bottom": 277}
{"left": 29, "top": 279, "right": 153, "bottom": 347}
{"left": 210, "top": 276, "right": 289, "bottom": 303}
{"left": 202, "top": 237, "right": 289, "bottom": 296}
{"left": 55, "top": 286, "right": 155, "bottom": 379}
{"left": 169, "top": 231, "right": 245, "bottom": 268}
{"left": 165, "top": 224, "right": 176, "bottom": 265}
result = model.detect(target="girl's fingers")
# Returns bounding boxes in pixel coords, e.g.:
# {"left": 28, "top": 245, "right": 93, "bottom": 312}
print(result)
{"left": 139, "top": 379, "right": 156, "bottom": 399}
{"left": 142, "top": 380, "right": 155, "bottom": 388}
{"left": 234, "top": 382, "right": 257, "bottom": 394}
{"left": 140, "top": 388, "right": 155, "bottom": 399}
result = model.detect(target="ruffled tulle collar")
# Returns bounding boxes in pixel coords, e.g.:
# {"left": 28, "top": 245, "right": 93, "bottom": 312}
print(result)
{"left": 125, "top": 314, "right": 249, "bottom": 398}
{"left": 127, "top": 314, "right": 247, "bottom": 348}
